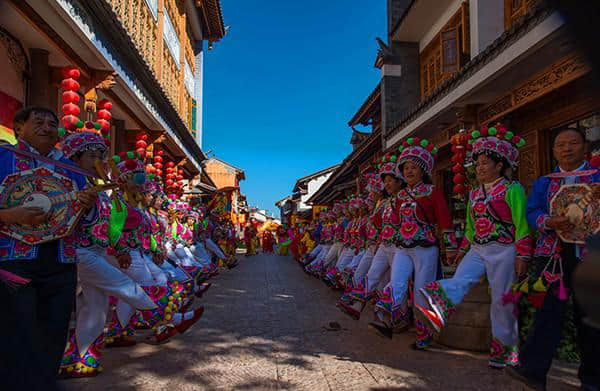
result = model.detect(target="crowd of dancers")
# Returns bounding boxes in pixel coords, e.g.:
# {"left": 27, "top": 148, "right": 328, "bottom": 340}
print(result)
{"left": 0, "top": 107, "right": 240, "bottom": 389}
{"left": 294, "top": 125, "right": 599, "bottom": 390}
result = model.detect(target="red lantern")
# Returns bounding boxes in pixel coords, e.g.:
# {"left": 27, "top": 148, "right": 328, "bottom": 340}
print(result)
{"left": 177, "top": 169, "right": 183, "bottom": 175}
{"left": 156, "top": 169, "right": 163, "bottom": 176}
{"left": 61, "top": 66, "right": 80, "bottom": 79}
{"left": 166, "top": 162, "right": 175, "bottom": 168}
{"left": 451, "top": 164, "right": 464, "bottom": 174}
{"left": 97, "top": 119, "right": 110, "bottom": 130}
{"left": 61, "top": 115, "right": 78, "bottom": 127}
{"left": 176, "top": 175, "right": 183, "bottom": 181}
{"left": 156, "top": 150, "right": 164, "bottom": 156}
{"left": 135, "top": 140, "right": 147, "bottom": 149}
{"left": 61, "top": 78, "right": 80, "bottom": 91}
{"left": 97, "top": 109, "right": 111, "bottom": 121}
{"left": 98, "top": 99, "right": 113, "bottom": 111}
{"left": 62, "top": 91, "right": 80, "bottom": 104}
{"left": 136, "top": 147, "right": 146, "bottom": 157}
{"left": 453, "top": 184, "right": 465, "bottom": 194}
{"left": 453, "top": 174, "right": 465, "bottom": 184}
{"left": 153, "top": 162, "right": 163, "bottom": 170}
{"left": 61, "top": 103, "right": 80, "bottom": 116}
{"left": 154, "top": 155, "right": 163, "bottom": 163}
{"left": 166, "top": 179, "right": 174, "bottom": 187}
{"left": 177, "top": 181, "right": 184, "bottom": 187}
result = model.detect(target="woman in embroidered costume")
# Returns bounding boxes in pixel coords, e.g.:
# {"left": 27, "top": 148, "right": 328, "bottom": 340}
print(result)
{"left": 324, "top": 198, "right": 358, "bottom": 288}
{"left": 368, "top": 138, "right": 455, "bottom": 345}
{"left": 416, "top": 125, "right": 531, "bottom": 369}
{"left": 305, "top": 211, "right": 334, "bottom": 273}
{"left": 262, "top": 228, "right": 275, "bottom": 253}
{"left": 104, "top": 153, "right": 203, "bottom": 348}
{"left": 302, "top": 210, "right": 328, "bottom": 265}
{"left": 340, "top": 155, "right": 403, "bottom": 321}
{"left": 244, "top": 222, "right": 258, "bottom": 256}
{"left": 316, "top": 202, "right": 348, "bottom": 278}
{"left": 507, "top": 127, "right": 600, "bottom": 389}
{"left": 276, "top": 225, "right": 291, "bottom": 255}
{"left": 338, "top": 195, "right": 370, "bottom": 301}
{"left": 58, "top": 132, "right": 159, "bottom": 378}
{"left": 339, "top": 173, "right": 385, "bottom": 307}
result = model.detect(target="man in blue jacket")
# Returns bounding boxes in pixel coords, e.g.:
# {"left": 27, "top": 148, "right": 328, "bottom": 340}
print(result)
{"left": 0, "top": 107, "right": 97, "bottom": 390}
{"left": 507, "top": 127, "right": 600, "bottom": 390}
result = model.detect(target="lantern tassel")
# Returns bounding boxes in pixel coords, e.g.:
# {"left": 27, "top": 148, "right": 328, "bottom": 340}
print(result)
{"left": 558, "top": 279, "right": 568, "bottom": 301}
{"left": 0, "top": 270, "right": 30, "bottom": 290}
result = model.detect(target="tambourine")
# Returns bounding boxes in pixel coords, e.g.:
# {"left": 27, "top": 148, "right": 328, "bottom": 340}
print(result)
{"left": 550, "top": 183, "right": 600, "bottom": 244}
{"left": 0, "top": 167, "right": 116, "bottom": 245}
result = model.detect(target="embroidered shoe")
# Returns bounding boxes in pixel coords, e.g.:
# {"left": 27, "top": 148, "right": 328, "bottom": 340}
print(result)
{"left": 175, "top": 307, "right": 205, "bottom": 334}
{"left": 414, "top": 304, "right": 444, "bottom": 334}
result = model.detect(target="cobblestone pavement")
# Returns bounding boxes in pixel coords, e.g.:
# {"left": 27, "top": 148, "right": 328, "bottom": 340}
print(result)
{"left": 63, "top": 253, "right": 580, "bottom": 391}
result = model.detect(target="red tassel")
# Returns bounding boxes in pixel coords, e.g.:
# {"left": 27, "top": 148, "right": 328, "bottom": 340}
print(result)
{"left": 558, "top": 279, "right": 568, "bottom": 301}
{"left": 527, "top": 292, "right": 547, "bottom": 309}
{"left": 0, "top": 270, "right": 30, "bottom": 290}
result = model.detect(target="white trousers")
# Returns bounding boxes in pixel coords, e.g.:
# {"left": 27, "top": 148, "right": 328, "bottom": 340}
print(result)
{"left": 308, "top": 244, "right": 331, "bottom": 268}
{"left": 347, "top": 249, "right": 366, "bottom": 270}
{"left": 437, "top": 243, "right": 518, "bottom": 347}
{"left": 335, "top": 247, "right": 355, "bottom": 271}
{"left": 160, "top": 260, "right": 192, "bottom": 282}
{"left": 205, "top": 238, "right": 226, "bottom": 259}
{"left": 192, "top": 241, "right": 212, "bottom": 266}
{"left": 75, "top": 246, "right": 156, "bottom": 353}
{"left": 322, "top": 242, "right": 343, "bottom": 269}
{"left": 308, "top": 244, "right": 323, "bottom": 258}
{"left": 352, "top": 245, "right": 376, "bottom": 286}
{"left": 365, "top": 244, "right": 397, "bottom": 294}
{"left": 390, "top": 246, "right": 438, "bottom": 308}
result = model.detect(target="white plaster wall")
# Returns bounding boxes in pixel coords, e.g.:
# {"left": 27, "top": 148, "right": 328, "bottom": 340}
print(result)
{"left": 419, "top": 0, "right": 463, "bottom": 52}
{"left": 298, "top": 172, "right": 333, "bottom": 211}
{"left": 470, "top": 0, "right": 505, "bottom": 57}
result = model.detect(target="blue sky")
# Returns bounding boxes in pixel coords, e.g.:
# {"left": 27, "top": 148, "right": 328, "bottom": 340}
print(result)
{"left": 202, "top": 1, "right": 386, "bottom": 216}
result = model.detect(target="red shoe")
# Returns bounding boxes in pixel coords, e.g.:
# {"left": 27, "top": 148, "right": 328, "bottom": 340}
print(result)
{"left": 175, "top": 307, "right": 205, "bottom": 334}
{"left": 414, "top": 304, "right": 444, "bottom": 334}
{"left": 195, "top": 282, "right": 212, "bottom": 298}
{"left": 338, "top": 301, "right": 361, "bottom": 320}
{"left": 154, "top": 325, "right": 178, "bottom": 343}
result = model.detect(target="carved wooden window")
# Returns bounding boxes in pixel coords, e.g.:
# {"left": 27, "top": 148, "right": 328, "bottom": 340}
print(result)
{"left": 419, "top": 2, "right": 470, "bottom": 99}
{"left": 442, "top": 28, "right": 460, "bottom": 74}
{"left": 504, "top": 0, "right": 538, "bottom": 29}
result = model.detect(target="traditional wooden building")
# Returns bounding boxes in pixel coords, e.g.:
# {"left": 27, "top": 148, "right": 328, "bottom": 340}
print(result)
{"left": 0, "top": 0, "right": 226, "bottom": 191}
{"left": 384, "top": 0, "right": 599, "bottom": 193}
{"left": 203, "top": 156, "right": 247, "bottom": 229}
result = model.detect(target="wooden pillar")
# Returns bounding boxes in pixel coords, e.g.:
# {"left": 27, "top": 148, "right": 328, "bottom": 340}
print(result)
{"left": 28, "top": 49, "right": 50, "bottom": 108}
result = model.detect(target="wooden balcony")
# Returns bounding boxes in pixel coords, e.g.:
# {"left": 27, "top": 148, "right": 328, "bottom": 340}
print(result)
{"left": 105, "top": 0, "right": 195, "bottom": 127}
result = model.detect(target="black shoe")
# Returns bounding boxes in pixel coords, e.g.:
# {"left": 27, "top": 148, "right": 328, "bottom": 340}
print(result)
{"left": 368, "top": 322, "right": 393, "bottom": 339}
{"left": 505, "top": 366, "right": 546, "bottom": 391}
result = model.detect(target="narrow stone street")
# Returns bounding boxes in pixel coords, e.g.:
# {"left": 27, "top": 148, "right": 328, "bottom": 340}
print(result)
{"left": 64, "top": 254, "right": 580, "bottom": 391}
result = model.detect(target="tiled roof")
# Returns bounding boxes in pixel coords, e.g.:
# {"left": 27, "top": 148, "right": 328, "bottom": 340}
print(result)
{"left": 197, "top": 0, "right": 226, "bottom": 41}
{"left": 348, "top": 82, "right": 381, "bottom": 126}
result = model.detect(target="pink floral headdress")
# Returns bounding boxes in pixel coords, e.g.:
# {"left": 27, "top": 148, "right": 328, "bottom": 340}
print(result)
{"left": 61, "top": 131, "right": 108, "bottom": 160}
{"left": 397, "top": 137, "right": 438, "bottom": 176}
{"left": 470, "top": 124, "right": 525, "bottom": 168}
